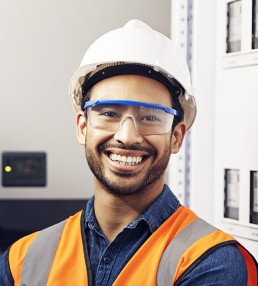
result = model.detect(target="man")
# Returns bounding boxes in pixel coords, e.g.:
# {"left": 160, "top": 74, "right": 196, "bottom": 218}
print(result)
{"left": 0, "top": 19, "right": 257, "bottom": 285}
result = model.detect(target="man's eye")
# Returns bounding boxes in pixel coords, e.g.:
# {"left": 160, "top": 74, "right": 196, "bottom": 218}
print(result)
{"left": 100, "top": 111, "right": 119, "bottom": 118}
{"left": 142, "top": 115, "right": 161, "bottom": 122}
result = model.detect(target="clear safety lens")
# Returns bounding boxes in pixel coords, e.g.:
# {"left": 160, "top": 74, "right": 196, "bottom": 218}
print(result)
{"left": 85, "top": 100, "right": 177, "bottom": 135}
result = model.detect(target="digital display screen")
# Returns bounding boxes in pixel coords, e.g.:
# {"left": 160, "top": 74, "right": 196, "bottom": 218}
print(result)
{"left": 2, "top": 152, "right": 46, "bottom": 187}
{"left": 12, "top": 158, "right": 42, "bottom": 176}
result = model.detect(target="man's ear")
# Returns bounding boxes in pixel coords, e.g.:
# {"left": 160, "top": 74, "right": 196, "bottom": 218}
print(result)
{"left": 76, "top": 111, "right": 86, "bottom": 144}
{"left": 171, "top": 121, "right": 186, "bottom": 154}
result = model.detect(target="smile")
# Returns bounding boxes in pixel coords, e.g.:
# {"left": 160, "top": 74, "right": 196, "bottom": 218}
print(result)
{"left": 109, "top": 153, "right": 143, "bottom": 165}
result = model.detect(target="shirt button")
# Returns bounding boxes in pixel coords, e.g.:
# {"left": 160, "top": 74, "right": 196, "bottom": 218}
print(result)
{"left": 103, "top": 256, "right": 112, "bottom": 264}
{"left": 88, "top": 222, "right": 94, "bottom": 229}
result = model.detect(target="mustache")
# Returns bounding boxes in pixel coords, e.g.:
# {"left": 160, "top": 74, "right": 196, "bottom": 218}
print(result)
{"left": 99, "top": 142, "right": 157, "bottom": 156}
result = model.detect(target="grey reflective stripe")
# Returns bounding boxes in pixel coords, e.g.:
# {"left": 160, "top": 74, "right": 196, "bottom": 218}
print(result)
{"left": 20, "top": 219, "right": 67, "bottom": 286}
{"left": 157, "top": 218, "right": 217, "bottom": 286}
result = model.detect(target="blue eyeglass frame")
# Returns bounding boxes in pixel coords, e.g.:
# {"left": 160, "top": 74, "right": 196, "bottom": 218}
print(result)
{"left": 83, "top": 99, "right": 180, "bottom": 117}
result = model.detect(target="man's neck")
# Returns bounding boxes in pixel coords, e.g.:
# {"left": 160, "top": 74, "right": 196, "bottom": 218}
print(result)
{"left": 93, "top": 180, "right": 164, "bottom": 243}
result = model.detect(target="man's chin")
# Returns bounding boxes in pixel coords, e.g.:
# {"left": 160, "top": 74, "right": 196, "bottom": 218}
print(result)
{"left": 111, "top": 170, "right": 139, "bottom": 178}
{"left": 100, "top": 178, "right": 147, "bottom": 197}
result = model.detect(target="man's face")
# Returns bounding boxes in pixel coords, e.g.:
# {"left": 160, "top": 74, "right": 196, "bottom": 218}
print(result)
{"left": 77, "top": 74, "right": 185, "bottom": 196}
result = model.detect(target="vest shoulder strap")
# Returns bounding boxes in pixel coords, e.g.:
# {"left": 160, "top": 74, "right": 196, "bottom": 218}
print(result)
{"left": 20, "top": 219, "right": 67, "bottom": 286}
{"left": 157, "top": 218, "right": 218, "bottom": 285}
{"left": 157, "top": 216, "right": 258, "bottom": 285}
{"left": 10, "top": 210, "right": 88, "bottom": 286}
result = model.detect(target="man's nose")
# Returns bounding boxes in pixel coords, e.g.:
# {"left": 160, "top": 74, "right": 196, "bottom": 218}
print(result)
{"left": 113, "top": 116, "right": 144, "bottom": 146}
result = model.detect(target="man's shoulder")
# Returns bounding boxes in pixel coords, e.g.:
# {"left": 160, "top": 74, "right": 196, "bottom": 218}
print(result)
{"left": 177, "top": 243, "right": 247, "bottom": 285}
{"left": 0, "top": 249, "right": 13, "bottom": 286}
{"left": 162, "top": 206, "right": 253, "bottom": 285}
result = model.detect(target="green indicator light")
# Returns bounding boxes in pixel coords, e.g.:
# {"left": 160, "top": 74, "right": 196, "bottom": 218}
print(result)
{"left": 5, "top": 166, "right": 12, "bottom": 173}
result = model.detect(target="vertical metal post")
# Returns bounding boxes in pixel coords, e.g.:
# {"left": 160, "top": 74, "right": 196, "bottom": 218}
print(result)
{"left": 169, "top": 0, "right": 193, "bottom": 207}
{"left": 184, "top": 0, "right": 194, "bottom": 207}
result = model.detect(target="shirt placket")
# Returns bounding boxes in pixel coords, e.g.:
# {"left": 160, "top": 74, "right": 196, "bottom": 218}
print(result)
{"left": 94, "top": 231, "right": 127, "bottom": 286}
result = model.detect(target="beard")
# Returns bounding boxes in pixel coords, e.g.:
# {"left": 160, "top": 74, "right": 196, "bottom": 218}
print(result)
{"left": 85, "top": 136, "right": 171, "bottom": 196}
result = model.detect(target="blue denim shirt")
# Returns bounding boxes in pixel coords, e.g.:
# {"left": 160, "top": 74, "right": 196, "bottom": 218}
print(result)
{"left": 0, "top": 185, "right": 247, "bottom": 285}
{"left": 84, "top": 185, "right": 180, "bottom": 285}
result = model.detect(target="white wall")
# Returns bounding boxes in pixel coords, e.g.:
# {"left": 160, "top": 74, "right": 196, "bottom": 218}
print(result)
{"left": 0, "top": 0, "right": 171, "bottom": 199}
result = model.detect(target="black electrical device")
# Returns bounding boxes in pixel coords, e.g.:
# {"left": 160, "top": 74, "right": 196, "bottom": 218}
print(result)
{"left": 224, "top": 169, "right": 240, "bottom": 220}
{"left": 226, "top": 0, "right": 242, "bottom": 53}
{"left": 250, "top": 171, "right": 258, "bottom": 224}
{"left": 2, "top": 152, "right": 47, "bottom": 187}
{"left": 252, "top": 0, "right": 258, "bottom": 49}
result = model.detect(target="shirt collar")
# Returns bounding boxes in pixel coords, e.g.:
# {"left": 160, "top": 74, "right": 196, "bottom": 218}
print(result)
{"left": 84, "top": 196, "right": 97, "bottom": 229}
{"left": 84, "top": 184, "right": 180, "bottom": 234}
{"left": 126, "top": 185, "right": 180, "bottom": 233}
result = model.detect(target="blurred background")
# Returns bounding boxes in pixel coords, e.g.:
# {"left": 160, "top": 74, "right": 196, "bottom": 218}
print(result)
{"left": 0, "top": 0, "right": 257, "bottom": 259}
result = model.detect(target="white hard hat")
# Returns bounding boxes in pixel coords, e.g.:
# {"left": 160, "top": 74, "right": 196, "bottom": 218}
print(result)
{"left": 69, "top": 19, "right": 196, "bottom": 130}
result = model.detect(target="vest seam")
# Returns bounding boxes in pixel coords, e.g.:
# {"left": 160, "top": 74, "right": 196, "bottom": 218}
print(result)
{"left": 81, "top": 207, "right": 93, "bottom": 286}
{"left": 174, "top": 240, "right": 238, "bottom": 286}
{"left": 6, "top": 246, "right": 14, "bottom": 285}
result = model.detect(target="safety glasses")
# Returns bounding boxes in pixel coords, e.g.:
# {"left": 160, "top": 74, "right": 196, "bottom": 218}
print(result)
{"left": 83, "top": 99, "right": 180, "bottom": 135}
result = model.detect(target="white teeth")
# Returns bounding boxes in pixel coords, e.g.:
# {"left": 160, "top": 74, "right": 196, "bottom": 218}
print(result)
{"left": 109, "top": 154, "right": 143, "bottom": 165}
{"left": 127, "top": 156, "right": 133, "bottom": 163}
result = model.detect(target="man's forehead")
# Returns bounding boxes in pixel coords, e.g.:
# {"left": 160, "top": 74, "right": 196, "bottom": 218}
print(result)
{"left": 91, "top": 73, "right": 169, "bottom": 88}
{"left": 89, "top": 74, "right": 172, "bottom": 105}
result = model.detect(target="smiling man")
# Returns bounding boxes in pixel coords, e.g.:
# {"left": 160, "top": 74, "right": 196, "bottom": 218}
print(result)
{"left": 0, "top": 20, "right": 257, "bottom": 286}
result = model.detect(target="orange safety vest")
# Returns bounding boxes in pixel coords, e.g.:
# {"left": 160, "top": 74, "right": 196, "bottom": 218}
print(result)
{"left": 8, "top": 205, "right": 258, "bottom": 286}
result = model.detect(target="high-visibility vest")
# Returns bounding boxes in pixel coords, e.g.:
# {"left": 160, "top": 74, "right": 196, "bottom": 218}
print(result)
{"left": 8, "top": 205, "right": 258, "bottom": 286}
